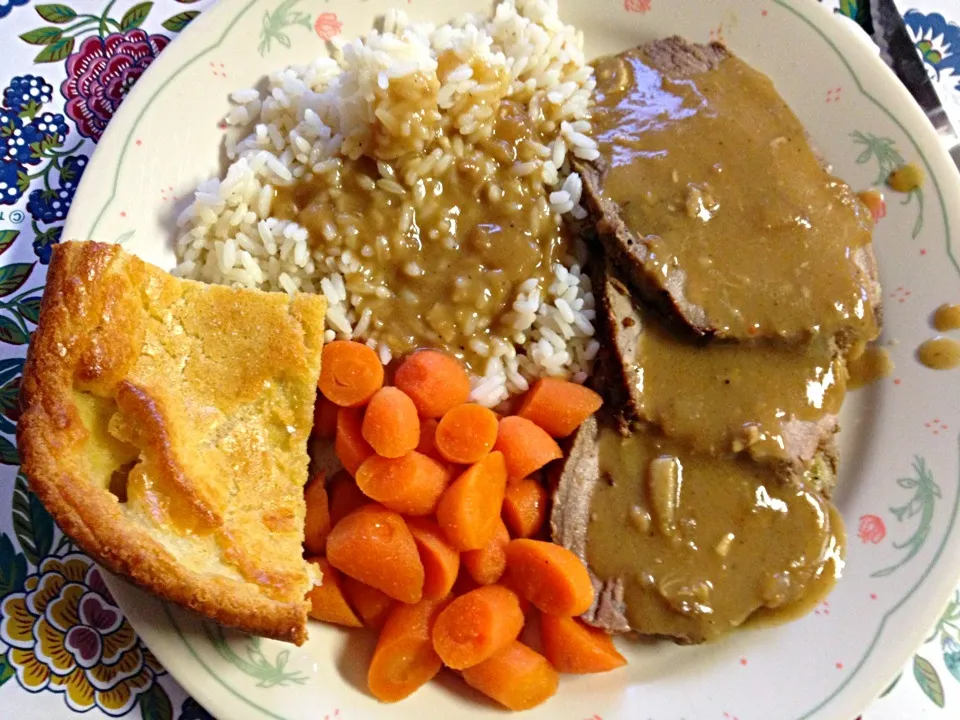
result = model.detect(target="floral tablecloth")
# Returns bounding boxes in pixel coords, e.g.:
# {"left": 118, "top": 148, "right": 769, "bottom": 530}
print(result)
{"left": 0, "top": 0, "right": 958, "bottom": 718}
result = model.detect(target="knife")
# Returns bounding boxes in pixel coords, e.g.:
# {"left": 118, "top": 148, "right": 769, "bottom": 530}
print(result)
{"left": 851, "top": 0, "right": 960, "bottom": 169}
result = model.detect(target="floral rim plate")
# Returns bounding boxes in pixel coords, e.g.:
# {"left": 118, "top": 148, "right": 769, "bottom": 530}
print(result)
{"left": 61, "top": 0, "right": 960, "bottom": 718}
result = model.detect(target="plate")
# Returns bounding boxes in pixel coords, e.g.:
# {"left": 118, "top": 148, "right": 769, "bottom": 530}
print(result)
{"left": 62, "top": 0, "right": 960, "bottom": 718}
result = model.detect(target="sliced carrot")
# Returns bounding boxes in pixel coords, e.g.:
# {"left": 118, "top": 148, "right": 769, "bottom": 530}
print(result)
{"left": 312, "top": 394, "right": 340, "bottom": 439}
{"left": 540, "top": 614, "right": 626, "bottom": 673}
{"left": 319, "top": 340, "right": 384, "bottom": 407}
{"left": 498, "top": 571, "right": 532, "bottom": 616}
{"left": 461, "top": 640, "right": 559, "bottom": 711}
{"left": 434, "top": 403, "right": 499, "bottom": 464}
{"left": 361, "top": 387, "right": 420, "bottom": 459}
{"left": 394, "top": 349, "right": 471, "bottom": 418}
{"left": 516, "top": 378, "right": 603, "bottom": 438}
{"left": 406, "top": 517, "right": 461, "bottom": 600}
{"left": 505, "top": 539, "right": 594, "bottom": 616}
{"left": 436, "top": 452, "right": 507, "bottom": 551}
{"left": 462, "top": 519, "right": 510, "bottom": 586}
{"left": 326, "top": 505, "right": 424, "bottom": 604}
{"left": 341, "top": 576, "right": 396, "bottom": 631}
{"left": 303, "top": 472, "right": 331, "bottom": 556}
{"left": 355, "top": 452, "right": 450, "bottom": 516}
{"left": 502, "top": 476, "right": 548, "bottom": 539}
{"left": 368, "top": 596, "right": 448, "bottom": 702}
{"left": 494, "top": 416, "right": 563, "bottom": 481}
{"left": 431, "top": 585, "right": 524, "bottom": 669}
{"left": 305, "top": 557, "right": 363, "bottom": 628}
{"left": 335, "top": 406, "right": 374, "bottom": 476}
{"left": 328, "top": 469, "right": 370, "bottom": 526}
{"left": 416, "top": 417, "right": 444, "bottom": 462}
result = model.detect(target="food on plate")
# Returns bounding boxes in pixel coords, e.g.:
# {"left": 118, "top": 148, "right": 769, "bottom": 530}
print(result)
{"left": 17, "top": 240, "right": 326, "bottom": 644}
{"left": 461, "top": 640, "right": 560, "bottom": 711}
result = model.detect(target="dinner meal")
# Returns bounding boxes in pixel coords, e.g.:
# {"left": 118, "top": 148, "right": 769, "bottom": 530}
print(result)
{"left": 17, "top": 0, "right": 899, "bottom": 711}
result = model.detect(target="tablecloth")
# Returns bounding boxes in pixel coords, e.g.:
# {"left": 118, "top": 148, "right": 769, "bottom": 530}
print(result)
{"left": 0, "top": 0, "right": 957, "bottom": 718}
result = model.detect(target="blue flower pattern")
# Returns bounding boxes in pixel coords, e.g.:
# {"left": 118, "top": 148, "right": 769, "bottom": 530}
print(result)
{"left": 904, "top": 10, "right": 960, "bottom": 96}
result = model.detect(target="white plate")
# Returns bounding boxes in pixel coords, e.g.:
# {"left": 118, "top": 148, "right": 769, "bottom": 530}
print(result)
{"left": 62, "top": 0, "right": 960, "bottom": 718}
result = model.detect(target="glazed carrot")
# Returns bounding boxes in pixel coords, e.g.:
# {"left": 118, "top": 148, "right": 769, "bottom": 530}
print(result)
{"left": 368, "top": 596, "right": 448, "bottom": 702}
{"left": 516, "top": 378, "right": 603, "bottom": 438}
{"left": 319, "top": 340, "right": 384, "bottom": 407}
{"left": 436, "top": 452, "right": 507, "bottom": 551}
{"left": 355, "top": 452, "right": 450, "bottom": 516}
{"left": 540, "top": 614, "right": 627, "bottom": 674}
{"left": 341, "top": 576, "right": 396, "bottom": 631}
{"left": 362, "top": 387, "right": 420, "bottom": 459}
{"left": 494, "top": 416, "right": 563, "bottom": 481}
{"left": 326, "top": 505, "right": 424, "bottom": 604}
{"left": 416, "top": 417, "right": 444, "bottom": 461}
{"left": 435, "top": 403, "right": 499, "bottom": 464}
{"left": 394, "top": 349, "right": 471, "bottom": 418}
{"left": 303, "top": 472, "right": 331, "bottom": 555}
{"left": 505, "top": 539, "right": 594, "bottom": 616}
{"left": 312, "top": 394, "right": 340, "bottom": 439}
{"left": 431, "top": 585, "right": 524, "bottom": 669}
{"left": 335, "top": 407, "right": 374, "bottom": 476}
{"left": 498, "top": 571, "right": 532, "bottom": 616}
{"left": 502, "top": 476, "right": 548, "bottom": 539}
{"left": 328, "top": 470, "right": 370, "bottom": 526}
{"left": 305, "top": 557, "right": 363, "bottom": 628}
{"left": 461, "top": 641, "right": 559, "bottom": 711}
{"left": 406, "top": 517, "right": 461, "bottom": 600}
{"left": 462, "top": 519, "right": 510, "bottom": 586}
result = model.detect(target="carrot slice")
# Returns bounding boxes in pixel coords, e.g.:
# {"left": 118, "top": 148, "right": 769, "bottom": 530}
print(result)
{"left": 355, "top": 452, "right": 450, "bottom": 516}
{"left": 502, "top": 476, "right": 548, "bottom": 539}
{"left": 394, "top": 349, "right": 471, "bottom": 418}
{"left": 416, "top": 417, "right": 444, "bottom": 462}
{"left": 341, "top": 576, "right": 396, "bottom": 631}
{"left": 406, "top": 517, "right": 461, "bottom": 600}
{"left": 461, "top": 641, "right": 559, "bottom": 711}
{"left": 305, "top": 557, "right": 363, "bottom": 628}
{"left": 312, "top": 394, "right": 340, "bottom": 439}
{"left": 462, "top": 519, "right": 510, "bottom": 586}
{"left": 326, "top": 505, "right": 424, "bottom": 604}
{"left": 362, "top": 387, "right": 420, "bottom": 459}
{"left": 319, "top": 340, "right": 384, "bottom": 407}
{"left": 435, "top": 403, "right": 499, "bottom": 464}
{"left": 431, "top": 585, "right": 524, "bottom": 669}
{"left": 335, "top": 406, "right": 374, "bottom": 476}
{"left": 368, "top": 596, "right": 448, "bottom": 702}
{"left": 540, "top": 614, "right": 627, "bottom": 673}
{"left": 516, "top": 378, "right": 603, "bottom": 438}
{"left": 328, "top": 469, "right": 370, "bottom": 526}
{"left": 303, "top": 472, "right": 331, "bottom": 555}
{"left": 436, "top": 452, "right": 507, "bottom": 551}
{"left": 505, "top": 539, "right": 594, "bottom": 616}
{"left": 494, "top": 416, "right": 563, "bottom": 481}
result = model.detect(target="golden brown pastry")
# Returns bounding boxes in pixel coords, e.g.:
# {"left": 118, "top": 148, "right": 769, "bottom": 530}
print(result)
{"left": 17, "top": 241, "right": 326, "bottom": 644}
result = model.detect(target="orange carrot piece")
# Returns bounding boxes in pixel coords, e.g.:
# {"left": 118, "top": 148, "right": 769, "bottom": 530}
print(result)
{"left": 303, "top": 472, "right": 331, "bottom": 556}
{"left": 406, "top": 517, "right": 461, "bottom": 600}
{"left": 326, "top": 505, "right": 424, "bottom": 604}
{"left": 312, "top": 394, "right": 340, "bottom": 439}
{"left": 361, "top": 387, "right": 421, "bottom": 459}
{"left": 319, "top": 340, "right": 384, "bottom": 408}
{"left": 516, "top": 378, "right": 603, "bottom": 438}
{"left": 436, "top": 452, "right": 507, "bottom": 551}
{"left": 435, "top": 403, "right": 499, "bottom": 464}
{"left": 328, "top": 470, "right": 370, "bottom": 526}
{"left": 498, "top": 571, "right": 532, "bottom": 616}
{"left": 335, "top": 407, "right": 374, "bottom": 476}
{"left": 355, "top": 452, "right": 450, "bottom": 516}
{"left": 461, "top": 641, "right": 559, "bottom": 711}
{"left": 540, "top": 614, "right": 627, "bottom": 674}
{"left": 416, "top": 417, "right": 444, "bottom": 461}
{"left": 394, "top": 349, "right": 471, "bottom": 418}
{"left": 505, "top": 539, "right": 594, "bottom": 616}
{"left": 341, "top": 576, "right": 396, "bottom": 631}
{"left": 368, "top": 596, "right": 448, "bottom": 702}
{"left": 502, "top": 477, "right": 548, "bottom": 539}
{"left": 494, "top": 416, "right": 563, "bottom": 481}
{"left": 462, "top": 519, "right": 510, "bottom": 586}
{"left": 431, "top": 585, "right": 524, "bottom": 669}
{"left": 305, "top": 557, "right": 363, "bottom": 628}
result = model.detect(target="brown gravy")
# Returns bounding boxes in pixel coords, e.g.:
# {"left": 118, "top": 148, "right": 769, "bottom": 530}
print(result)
{"left": 918, "top": 336, "right": 960, "bottom": 370}
{"left": 847, "top": 345, "right": 894, "bottom": 388}
{"left": 933, "top": 303, "right": 960, "bottom": 332}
